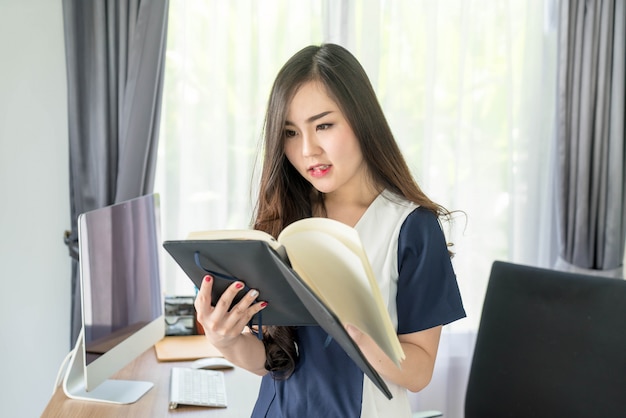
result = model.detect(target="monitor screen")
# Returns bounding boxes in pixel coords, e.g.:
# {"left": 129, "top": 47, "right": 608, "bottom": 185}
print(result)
{"left": 63, "top": 193, "right": 165, "bottom": 404}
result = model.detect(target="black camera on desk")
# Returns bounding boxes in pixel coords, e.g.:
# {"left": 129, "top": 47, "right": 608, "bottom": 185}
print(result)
{"left": 164, "top": 295, "right": 197, "bottom": 336}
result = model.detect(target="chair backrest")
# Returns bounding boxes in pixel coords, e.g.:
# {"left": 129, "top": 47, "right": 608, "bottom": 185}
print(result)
{"left": 465, "top": 261, "right": 626, "bottom": 418}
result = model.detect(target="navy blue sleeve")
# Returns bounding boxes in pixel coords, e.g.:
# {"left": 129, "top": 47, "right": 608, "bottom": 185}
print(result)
{"left": 396, "top": 207, "right": 466, "bottom": 334}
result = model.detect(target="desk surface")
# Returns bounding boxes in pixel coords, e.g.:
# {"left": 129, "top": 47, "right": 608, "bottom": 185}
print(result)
{"left": 41, "top": 346, "right": 261, "bottom": 418}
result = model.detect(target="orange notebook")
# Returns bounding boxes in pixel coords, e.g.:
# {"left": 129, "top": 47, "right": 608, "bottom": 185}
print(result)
{"left": 154, "top": 335, "right": 223, "bottom": 362}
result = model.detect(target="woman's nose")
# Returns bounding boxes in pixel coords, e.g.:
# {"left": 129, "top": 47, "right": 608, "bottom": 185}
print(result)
{"left": 301, "top": 131, "right": 321, "bottom": 156}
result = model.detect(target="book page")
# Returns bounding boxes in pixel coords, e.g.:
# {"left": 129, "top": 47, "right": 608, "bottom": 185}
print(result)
{"left": 186, "top": 229, "right": 287, "bottom": 259}
{"left": 278, "top": 218, "right": 405, "bottom": 365}
{"left": 187, "top": 228, "right": 276, "bottom": 245}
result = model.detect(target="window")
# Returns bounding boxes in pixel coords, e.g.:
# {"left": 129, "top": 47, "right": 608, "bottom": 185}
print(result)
{"left": 156, "top": 0, "right": 558, "bottom": 334}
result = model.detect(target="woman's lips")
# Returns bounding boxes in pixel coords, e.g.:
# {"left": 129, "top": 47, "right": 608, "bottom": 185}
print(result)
{"left": 308, "top": 164, "right": 331, "bottom": 178}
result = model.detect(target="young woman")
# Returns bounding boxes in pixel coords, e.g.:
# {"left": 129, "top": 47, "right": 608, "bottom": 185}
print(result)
{"left": 194, "top": 43, "right": 466, "bottom": 417}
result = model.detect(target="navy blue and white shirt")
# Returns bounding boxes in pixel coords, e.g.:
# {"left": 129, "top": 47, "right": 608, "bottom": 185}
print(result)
{"left": 252, "top": 190, "right": 466, "bottom": 418}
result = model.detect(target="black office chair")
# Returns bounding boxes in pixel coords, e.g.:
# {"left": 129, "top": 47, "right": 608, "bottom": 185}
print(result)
{"left": 465, "top": 261, "right": 626, "bottom": 418}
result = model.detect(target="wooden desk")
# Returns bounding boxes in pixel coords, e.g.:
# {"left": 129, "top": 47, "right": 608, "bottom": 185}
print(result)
{"left": 41, "top": 347, "right": 262, "bottom": 418}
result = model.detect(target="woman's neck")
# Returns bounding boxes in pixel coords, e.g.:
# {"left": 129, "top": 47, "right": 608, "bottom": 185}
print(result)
{"left": 315, "top": 184, "right": 381, "bottom": 227}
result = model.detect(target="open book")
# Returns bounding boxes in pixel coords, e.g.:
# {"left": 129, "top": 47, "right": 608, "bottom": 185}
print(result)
{"left": 162, "top": 217, "right": 405, "bottom": 399}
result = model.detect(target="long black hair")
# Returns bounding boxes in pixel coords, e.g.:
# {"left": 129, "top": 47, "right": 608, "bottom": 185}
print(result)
{"left": 254, "top": 43, "right": 452, "bottom": 379}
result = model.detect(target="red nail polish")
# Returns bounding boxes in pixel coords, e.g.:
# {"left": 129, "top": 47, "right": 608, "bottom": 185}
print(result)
{"left": 204, "top": 275, "right": 212, "bottom": 282}
{"left": 260, "top": 302, "right": 268, "bottom": 308}
{"left": 235, "top": 282, "right": 244, "bottom": 289}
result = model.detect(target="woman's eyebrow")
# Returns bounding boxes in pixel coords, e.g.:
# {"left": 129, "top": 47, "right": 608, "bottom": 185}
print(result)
{"left": 285, "top": 111, "right": 334, "bottom": 126}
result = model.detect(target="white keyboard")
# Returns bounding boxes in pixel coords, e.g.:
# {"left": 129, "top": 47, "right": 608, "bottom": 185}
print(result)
{"left": 169, "top": 367, "right": 228, "bottom": 409}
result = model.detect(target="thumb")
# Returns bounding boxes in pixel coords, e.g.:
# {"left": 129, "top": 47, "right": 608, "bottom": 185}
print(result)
{"left": 345, "top": 324, "right": 363, "bottom": 342}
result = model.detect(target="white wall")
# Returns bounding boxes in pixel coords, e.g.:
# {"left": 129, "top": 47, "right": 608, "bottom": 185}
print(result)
{"left": 0, "top": 1, "right": 70, "bottom": 416}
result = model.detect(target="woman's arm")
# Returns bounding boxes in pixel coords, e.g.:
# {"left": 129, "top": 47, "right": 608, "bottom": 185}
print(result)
{"left": 194, "top": 275, "right": 269, "bottom": 376}
{"left": 346, "top": 324, "right": 442, "bottom": 392}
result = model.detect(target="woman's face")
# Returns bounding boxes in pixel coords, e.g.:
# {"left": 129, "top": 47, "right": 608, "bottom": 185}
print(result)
{"left": 283, "top": 81, "right": 369, "bottom": 197}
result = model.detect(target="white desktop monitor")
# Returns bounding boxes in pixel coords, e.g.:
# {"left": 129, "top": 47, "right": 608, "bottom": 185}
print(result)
{"left": 63, "top": 193, "right": 165, "bottom": 404}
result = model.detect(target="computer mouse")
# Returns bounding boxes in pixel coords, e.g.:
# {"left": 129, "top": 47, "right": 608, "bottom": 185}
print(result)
{"left": 191, "top": 357, "right": 235, "bottom": 370}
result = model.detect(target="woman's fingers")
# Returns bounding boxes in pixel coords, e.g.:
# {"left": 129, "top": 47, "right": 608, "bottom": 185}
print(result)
{"left": 227, "top": 288, "right": 268, "bottom": 328}
{"left": 345, "top": 324, "right": 363, "bottom": 342}
{"left": 196, "top": 276, "right": 268, "bottom": 334}
{"left": 194, "top": 275, "right": 214, "bottom": 316}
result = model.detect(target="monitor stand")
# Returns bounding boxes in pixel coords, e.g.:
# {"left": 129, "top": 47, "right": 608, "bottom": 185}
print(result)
{"left": 62, "top": 331, "right": 153, "bottom": 404}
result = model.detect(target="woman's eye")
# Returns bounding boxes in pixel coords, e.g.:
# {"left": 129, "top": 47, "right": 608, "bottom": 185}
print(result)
{"left": 316, "top": 123, "right": 332, "bottom": 131}
{"left": 284, "top": 129, "right": 297, "bottom": 138}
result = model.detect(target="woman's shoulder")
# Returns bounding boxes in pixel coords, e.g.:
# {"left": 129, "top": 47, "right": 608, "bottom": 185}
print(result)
{"left": 398, "top": 205, "right": 446, "bottom": 247}
{"left": 376, "top": 190, "right": 447, "bottom": 259}
{"left": 378, "top": 190, "right": 440, "bottom": 222}
{"left": 376, "top": 191, "right": 444, "bottom": 235}
{"left": 379, "top": 189, "right": 415, "bottom": 207}
{"left": 357, "top": 190, "right": 417, "bottom": 236}
{"left": 373, "top": 190, "right": 418, "bottom": 218}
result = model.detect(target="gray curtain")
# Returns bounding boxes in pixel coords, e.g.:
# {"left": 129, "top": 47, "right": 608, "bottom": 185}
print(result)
{"left": 555, "top": 0, "right": 626, "bottom": 278}
{"left": 62, "top": 0, "right": 169, "bottom": 345}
